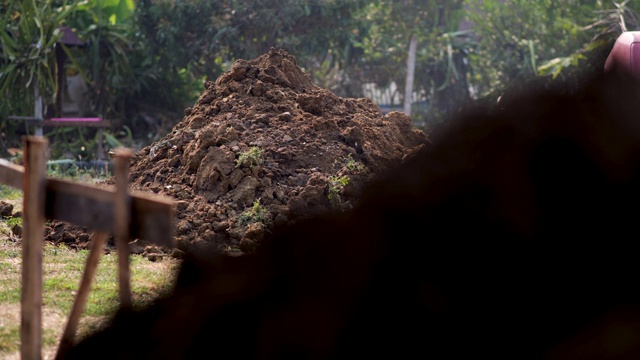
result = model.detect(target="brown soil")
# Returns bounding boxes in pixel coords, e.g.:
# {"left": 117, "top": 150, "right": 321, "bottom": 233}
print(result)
{"left": 44, "top": 48, "right": 429, "bottom": 256}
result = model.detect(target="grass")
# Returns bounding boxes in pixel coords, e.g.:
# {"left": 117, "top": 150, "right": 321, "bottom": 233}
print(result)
{"left": 0, "top": 235, "right": 181, "bottom": 359}
{"left": 47, "top": 162, "right": 112, "bottom": 184}
{"left": 0, "top": 185, "right": 21, "bottom": 202}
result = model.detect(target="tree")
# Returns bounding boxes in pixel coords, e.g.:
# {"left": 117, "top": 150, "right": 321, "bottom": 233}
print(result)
{"left": 463, "top": 0, "right": 640, "bottom": 102}
{"left": 0, "top": 0, "right": 146, "bottom": 157}
{"left": 0, "top": 0, "right": 76, "bottom": 122}
{"left": 357, "top": 0, "right": 469, "bottom": 127}
{"left": 65, "top": 0, "right": 138, "bottom": 121}
{"left": 219, "top": 0, "right": 370, "bottom": 95}
{"left": 537, "top": 0, "right": 639, "bottom": 81}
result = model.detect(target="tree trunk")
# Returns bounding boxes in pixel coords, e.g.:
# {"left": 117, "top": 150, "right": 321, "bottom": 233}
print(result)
{"left": 34, "top": 85, "right": 43, "bottom": 136}
{"left": 404, "top": 33, "right": 417, "bottom": 115}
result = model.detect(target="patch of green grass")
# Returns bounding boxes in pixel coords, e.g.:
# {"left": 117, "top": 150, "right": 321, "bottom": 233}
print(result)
{"left": 42, "top": 328, "right": 59, "bottom": 348}
{"left": 0, "top": 245, "right": 20, "bottom": 258}
{"left": 0, "top": 325, "right": 20, "bottom": 353}
{"left": 47, "top": 163, "right": 111, "bottom": 184}
{"left": 3, "top": 216, "right": 21, "bottom": 229}
{"left": 0, "top": 288, "right": 21, "bottom": 303}
{"left": 0, "top": 240, "right": 180, "bottom": 356}
{"left": 0, "top": 184, "right": 21, "bottom": 201}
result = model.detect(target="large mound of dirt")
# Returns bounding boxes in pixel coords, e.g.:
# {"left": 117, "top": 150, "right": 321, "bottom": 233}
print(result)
{"left": 46, "top": 48, "right": 429, "bottom": 256}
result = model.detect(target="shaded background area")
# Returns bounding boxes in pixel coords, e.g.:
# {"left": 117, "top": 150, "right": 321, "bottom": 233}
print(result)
{"left": 1, "top": 0, "right": 638, "bottom": 162}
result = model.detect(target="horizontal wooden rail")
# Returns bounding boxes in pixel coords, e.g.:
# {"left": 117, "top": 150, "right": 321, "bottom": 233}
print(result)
{"left": 40, "top": 119, "right": 110, "bottom": 128}
{"left": 0, "top": 159, "right": 175, "bottom": 247}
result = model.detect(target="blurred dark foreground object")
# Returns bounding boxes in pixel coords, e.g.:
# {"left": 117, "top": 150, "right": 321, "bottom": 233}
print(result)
{"left": 61, "top": 70, "right": 640, "bottom": 359}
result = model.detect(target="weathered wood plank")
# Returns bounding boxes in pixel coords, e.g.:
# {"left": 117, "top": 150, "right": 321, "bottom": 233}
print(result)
{"left": 45, "top": 179, "right": 115, "bottom": 231}
{"left": 44, "top": 179, "right": 175, "bottom": 247}
{"left": 21, "top": 137, "right": 47, "bottom": 360}
{"left": 55, "top": 231, "right": 107, "bottom": 360}
{"left": 0, "top": 159, "right": 24, "bottom": 189}
{"left": 0, "top": 162, "right": 175, "bottom": 247}
{"left": 114, "top": 149, "right": 133, "bottom": 309}
{"left": 129, "top": 189, "right": 175, "bottom": 247}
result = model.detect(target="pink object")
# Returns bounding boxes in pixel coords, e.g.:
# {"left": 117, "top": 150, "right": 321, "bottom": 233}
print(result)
{"left": 50, "top": 118, "right": 102, "bottom": 122}
{"left": 604, "top": 31, "right": 640, "bottom": 78}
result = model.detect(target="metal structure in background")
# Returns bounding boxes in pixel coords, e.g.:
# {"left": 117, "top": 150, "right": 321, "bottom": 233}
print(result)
{"left": 7, "top": 26, "right": 110, "bottom": 160}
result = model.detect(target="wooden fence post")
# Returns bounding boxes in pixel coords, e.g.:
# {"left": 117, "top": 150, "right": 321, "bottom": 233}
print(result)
{"left": 54, "top": 232, "right": 108, "bottom": 360}
{"left": 1, "top": 142, "right": 175, "bottom": 358}
{"left": 21, "top": 136, "right": 48, "bottom": 360}
{"left": 114, "top": 148, "right": 134, "bottom": 309}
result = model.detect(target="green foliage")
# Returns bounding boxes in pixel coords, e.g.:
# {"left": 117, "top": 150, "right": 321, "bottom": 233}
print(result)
{"left": 124, "top": 0, "right": 228, "bottom": 116}
{"left": 238, "top": 198, "right": 266, "bottom": 226}
{"left": 63, "top": 1, "right": 139, "bottom": 125}
{"left": 345, "top": 153, "right": 365, "bottom": 173}
{"left": 0, "top": 0, "right": 77, "bottom": 118}
{"left": 327, "top": 175, "right": 350, "bottom": 208}
{"left": 358, "top": 1, "right": 469, "bottom": 125}
{"left": 0, "top": 215, "right": 22, "bottom": 236}
{"left": 75, "top": 0, "right": 135, "bottom": 25}
{"left": 3, "top": 0, "right": 640, "bottom": 151}
{"left": 537, "top": 1, "right": 639, "bottom": 80}
{"left": 221, "top": 0, "right": 370, "bottom": 72}
{"left": 463, "top": 0, "right": 639, "bottom": 102}
{"left": 44, "top": 125, "right": 121, "bottom": 162}
{"left": 0, "top": 0, "right": 140, "bottom": 158}
{"left": 335, "top": 153, "right": 365, "bottom": 174}
{"left": 236, "top": 147, "right": 264, "bottom": 169}
{"left": 133, "top": 0, "right": 227, "bottom": 81}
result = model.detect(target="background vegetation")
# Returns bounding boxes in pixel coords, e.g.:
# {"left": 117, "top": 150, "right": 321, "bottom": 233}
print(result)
{"left": 1, "top": 0, "right": 638, "bottom": 159}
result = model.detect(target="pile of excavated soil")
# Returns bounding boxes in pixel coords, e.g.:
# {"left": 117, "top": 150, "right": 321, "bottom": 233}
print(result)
{"left": 45, "top": 48, "right": 429, "bottom": 256}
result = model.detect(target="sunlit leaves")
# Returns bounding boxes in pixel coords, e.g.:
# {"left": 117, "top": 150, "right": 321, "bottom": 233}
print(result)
{"left": 463, "top": 0, "right": 638, "bottom": 100}
{"left": 0, "top": 0, "right": 76, "bottom": 117}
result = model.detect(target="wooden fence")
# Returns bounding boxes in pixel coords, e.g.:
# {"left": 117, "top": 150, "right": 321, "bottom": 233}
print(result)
{"left": 0, "top": 136, "right": 175, "bottom": 360}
